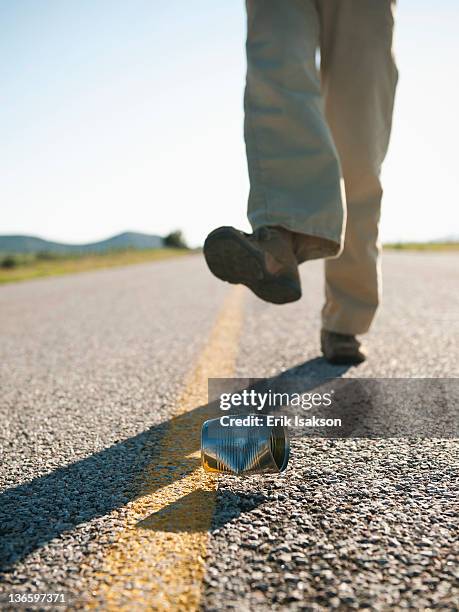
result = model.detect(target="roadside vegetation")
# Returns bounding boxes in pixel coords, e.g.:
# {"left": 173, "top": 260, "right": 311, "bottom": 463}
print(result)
{"left": 0, "top": 230, "right": 193, "bottom": 284}
{"left": 384, "top": 241, "right": 459, "bottom": 251}
{"left": 0, "top": 248, "right": 191, "bottom": 284}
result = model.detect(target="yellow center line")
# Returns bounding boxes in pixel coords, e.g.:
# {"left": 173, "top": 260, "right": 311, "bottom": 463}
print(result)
{"left": 84, "top": 286, "right": 245, "bottom": 611}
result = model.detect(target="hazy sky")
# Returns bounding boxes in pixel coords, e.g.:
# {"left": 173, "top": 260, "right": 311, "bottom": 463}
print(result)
{"left": 2, "top": 0, "right": 458, "bottom": 246}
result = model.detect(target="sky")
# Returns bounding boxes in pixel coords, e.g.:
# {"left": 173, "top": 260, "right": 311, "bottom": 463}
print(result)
{"left": 2, "top": 0, "right": 458, "bottom": 246}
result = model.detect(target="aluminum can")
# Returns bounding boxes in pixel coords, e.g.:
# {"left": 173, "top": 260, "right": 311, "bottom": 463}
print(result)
{"left": 201, "top": 414, "right": 289, "bottom": 475}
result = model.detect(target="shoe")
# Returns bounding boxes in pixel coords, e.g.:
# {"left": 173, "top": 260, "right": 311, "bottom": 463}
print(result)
{"left": 204, "top": 226, "right": 301, "bottom": 304}
{"left": 320, "top": 329, "right": 367, "bottom": 365}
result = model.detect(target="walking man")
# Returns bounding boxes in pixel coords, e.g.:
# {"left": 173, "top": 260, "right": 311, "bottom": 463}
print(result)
{"left": 204, "top": 1, "right": 398, "bottom": 364}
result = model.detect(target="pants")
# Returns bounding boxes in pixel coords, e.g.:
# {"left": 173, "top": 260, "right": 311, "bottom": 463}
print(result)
{"left": 245, "top": 0, "right": 398, "bottom": 334}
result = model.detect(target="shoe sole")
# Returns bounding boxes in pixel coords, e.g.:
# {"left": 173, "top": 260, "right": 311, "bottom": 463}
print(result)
{"left": 204, "top": 227, "right": 301, "bottom": 305}
{"left": 322, "top": 354, "right": 366, "bottom": 365}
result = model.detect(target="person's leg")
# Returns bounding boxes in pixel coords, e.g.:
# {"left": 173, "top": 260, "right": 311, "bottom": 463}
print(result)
{"left": 204, "top": 0, "right": 347, "bottom": 304}
{"left": 318, "top": 0, "right": 398, "bottom": 335}
{"left": 245, "top": 0, "right": 345, "bottom": 260}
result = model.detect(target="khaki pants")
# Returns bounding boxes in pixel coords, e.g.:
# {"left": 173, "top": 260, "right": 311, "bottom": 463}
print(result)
{"left": 245, "top": 0, "right": 398, "bottom": 334}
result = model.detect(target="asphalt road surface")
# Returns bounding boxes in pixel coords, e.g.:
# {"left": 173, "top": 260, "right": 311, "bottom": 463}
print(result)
{"left": 0, "top": 252, "right": 458, "bottom": 611}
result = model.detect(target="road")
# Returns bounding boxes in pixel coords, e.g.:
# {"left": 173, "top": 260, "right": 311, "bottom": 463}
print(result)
{"left": 0, "top": 252, "right": 458, "bottom": 610}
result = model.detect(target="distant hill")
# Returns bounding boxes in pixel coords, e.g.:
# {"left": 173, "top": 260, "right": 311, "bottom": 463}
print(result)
{"left": 0, "top": 232, "right": 164, "bottom": 254}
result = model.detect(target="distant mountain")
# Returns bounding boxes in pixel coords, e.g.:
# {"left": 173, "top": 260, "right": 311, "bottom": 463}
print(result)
{"left": 0, "top": 232, "right": 164, "bottom": 254}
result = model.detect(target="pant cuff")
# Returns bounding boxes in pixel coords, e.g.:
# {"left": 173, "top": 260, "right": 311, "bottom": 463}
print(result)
{"left": 249, "top": 216, "right": 343, "bottom": 263}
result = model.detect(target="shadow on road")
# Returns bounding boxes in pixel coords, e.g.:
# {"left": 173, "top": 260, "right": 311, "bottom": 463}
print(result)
{"left": 0, "top": 357, "right": 350, "bottom": 570}
{"left": 137, "top": 490, "right": 267, "bottom": 533}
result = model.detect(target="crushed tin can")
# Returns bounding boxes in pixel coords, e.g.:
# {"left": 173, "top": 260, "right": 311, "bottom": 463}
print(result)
{"left": 201, "top": 414, "right": 289, "bottom": 475}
